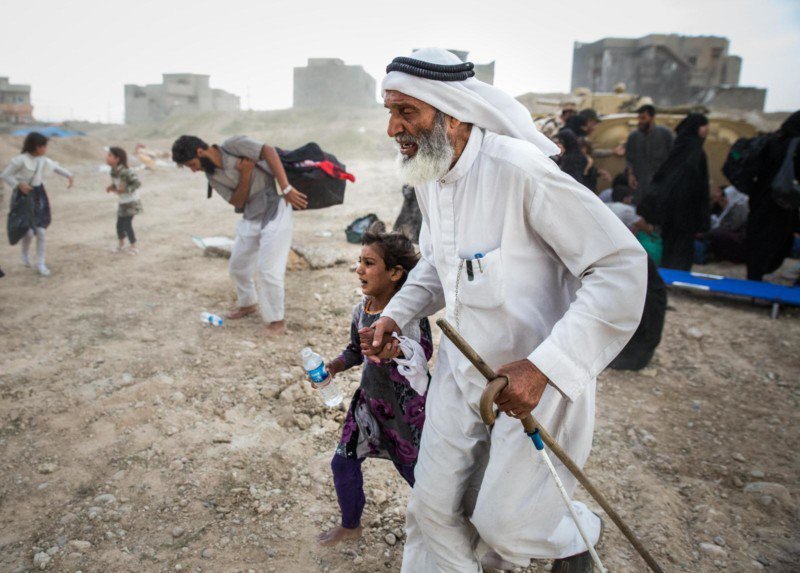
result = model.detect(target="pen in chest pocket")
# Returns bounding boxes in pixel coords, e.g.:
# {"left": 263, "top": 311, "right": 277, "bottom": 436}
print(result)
{"left": 466, "top": 260, "right": 474, "bottom": 281}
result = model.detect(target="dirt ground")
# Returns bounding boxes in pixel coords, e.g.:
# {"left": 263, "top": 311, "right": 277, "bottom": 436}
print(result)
{"left": 0, "top": 118, "right": 798, "bottom": 573}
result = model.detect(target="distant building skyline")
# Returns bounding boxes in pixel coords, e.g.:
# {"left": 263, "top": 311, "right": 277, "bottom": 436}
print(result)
{"left": 571, "top": 34, "right": 766, "bottom": 110}
{"left": 124, "top": 74, "right": 240, "bottom": 125}
{"left": 293, "top": 59, "right": 377, "bottom": 109}
{"left": 0, "top": 77, "right": 33, "bottom": 124}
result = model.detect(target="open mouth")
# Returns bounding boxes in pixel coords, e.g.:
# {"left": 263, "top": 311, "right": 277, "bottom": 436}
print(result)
{"left": 396, "top": 137, "right": 418, "bottom": 158}
{"left": 399, "top": 142, "right": 417, "bottom": 157}
{"left": 360, "top": 279, "right": 368, "bottom": 289}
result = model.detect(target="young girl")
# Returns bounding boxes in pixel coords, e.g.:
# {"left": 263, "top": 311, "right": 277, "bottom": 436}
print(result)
{"left": 105, "top": 147, "right": 142, "bottom": 254}
{"left": 317, "top": 231, "right": 433, "bottom": 546}
{"left": 1, "top": 132, "right": 74, "bottom": 276}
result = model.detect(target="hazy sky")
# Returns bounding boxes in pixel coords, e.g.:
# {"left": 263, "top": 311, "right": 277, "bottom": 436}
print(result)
{"left": 1, "top": 0, "right": 798, "bottom": 123}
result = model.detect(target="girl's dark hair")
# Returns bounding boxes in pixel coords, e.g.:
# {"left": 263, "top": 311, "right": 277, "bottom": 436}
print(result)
{"left": 22, "top": 132, "right": 48, "bottom": 155}
{"left": 361, "top": 231, "right": 418, "bottom": 289}
{"left": 109, "top": 146, "right": 128, "bottom": 168}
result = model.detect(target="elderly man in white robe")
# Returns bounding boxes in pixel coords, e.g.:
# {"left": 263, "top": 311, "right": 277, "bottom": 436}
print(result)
{"left": 361, "top": 49, "right": 647, "bottom": 572}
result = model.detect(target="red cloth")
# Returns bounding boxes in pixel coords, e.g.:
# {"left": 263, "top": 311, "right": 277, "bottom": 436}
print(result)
{"left": 316, "top": 160, "right": 356, "bottom": 183}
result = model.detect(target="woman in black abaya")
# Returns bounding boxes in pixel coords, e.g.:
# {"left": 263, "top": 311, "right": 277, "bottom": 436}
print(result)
{"left": 654, "top": 113, "right": 711, "bottom": 270}
{"left": 745, "top": 111, "right": 800, "bottom": 281}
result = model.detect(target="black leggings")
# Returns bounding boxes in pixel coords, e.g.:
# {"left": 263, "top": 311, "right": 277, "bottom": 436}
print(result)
{"left": 117, "top": 215, "right": 136, "bottom": 243}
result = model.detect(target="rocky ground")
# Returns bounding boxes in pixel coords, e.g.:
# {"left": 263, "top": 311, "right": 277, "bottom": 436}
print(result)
{"left": 0, "top": 122, "right": 798, "bottom": 573}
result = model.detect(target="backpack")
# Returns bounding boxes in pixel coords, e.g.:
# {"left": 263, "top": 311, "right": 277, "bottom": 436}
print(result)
{"left": 722, "top": 136, "right": 768, "bottom": 194}
{"left": 208, "top": 142, "right": 353, "bottom": 210}
{"left": 771, "top": 137, "right": 800, "bottom": 210}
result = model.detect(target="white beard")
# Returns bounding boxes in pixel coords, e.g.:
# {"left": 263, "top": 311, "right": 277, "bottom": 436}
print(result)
{"left": 395, "top": 146, "right": 453, "bottom": 186}
{"left": 394, "top": 112, "right": 454, "bottom": 187}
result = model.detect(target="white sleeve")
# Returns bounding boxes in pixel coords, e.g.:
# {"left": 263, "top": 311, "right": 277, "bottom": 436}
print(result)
{"left": 382, "top": 220, "right": 445, "bottom": 332}
{"left": 526, "top": 169, "right": 647, "bottom": 401}
{"left": 48, "top": 158, "right": 72, "bottom": 179}
{"left": 0, "top": 156, "right": 22, "bottom": 188}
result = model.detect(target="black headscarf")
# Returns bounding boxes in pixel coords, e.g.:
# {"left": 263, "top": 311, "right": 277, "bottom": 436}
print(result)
{"left": 675, "top": 112, "right": 709, "bottom": 139}
{"left": 563, "top": 115, "right": 589, "bottom": 137}
{"left": 556, "top": 129, "right": 588, "bottom": 186}
{"left": 652, "top": 113, "right": 709, "bottom": 182}
{"left": 647, "top": 113, "right": 710, "bottom": 232}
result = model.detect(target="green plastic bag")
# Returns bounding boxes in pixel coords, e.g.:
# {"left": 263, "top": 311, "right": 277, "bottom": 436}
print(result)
{"left": 636, "top": 231, "right": 662, "bottom": 266}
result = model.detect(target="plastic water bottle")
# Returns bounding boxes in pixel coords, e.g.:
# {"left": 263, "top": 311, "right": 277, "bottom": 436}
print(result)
{"left": 200, "top": 312, "right": 223, "bottom": 326}
{"left": 300, "top": 347, "right": 342, "bottom": 407}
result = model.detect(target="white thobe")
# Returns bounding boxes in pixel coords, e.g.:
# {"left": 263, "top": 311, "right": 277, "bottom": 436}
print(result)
{"left": 383, "top": 128, "right": 647, "bottom": 571}
{"left": 228, "top": 199, "right": 293, "bottom": 323}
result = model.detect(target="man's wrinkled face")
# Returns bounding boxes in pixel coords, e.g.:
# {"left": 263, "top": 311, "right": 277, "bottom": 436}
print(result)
{"left": 385, "top": 91, "right": 439, "bottom": 160}
{"left": 638, "top": 112, "right": 654, "bottom": 131}
{"left": 385, "top": 90, "right": 454, "bottom": 185}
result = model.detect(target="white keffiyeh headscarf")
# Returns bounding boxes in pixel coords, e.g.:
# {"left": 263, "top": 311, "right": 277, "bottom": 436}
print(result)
{"left": 382, "top": 47, "right": 559, "bottom": 157}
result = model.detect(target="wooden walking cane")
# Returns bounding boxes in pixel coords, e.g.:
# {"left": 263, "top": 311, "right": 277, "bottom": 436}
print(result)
{"left": 436, "top": 319, "right": 665, "bottom": 573}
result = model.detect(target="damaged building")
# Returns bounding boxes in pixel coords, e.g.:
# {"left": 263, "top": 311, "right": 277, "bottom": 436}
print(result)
{"left": 571, "top": 34, "right": 766, "bottom": 110}
{"left": 293, "top": 59, "right": 377, "bottom": 109}
{"left": 124, "top": 74, "right": 240, "bottom": 124}
{"left": 0, "top": 77, "right": 34, "bottom": 124}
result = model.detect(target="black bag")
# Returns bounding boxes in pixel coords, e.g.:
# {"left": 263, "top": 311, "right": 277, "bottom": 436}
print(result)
{"left": 7, "top": 187, "right": 35, "bottom": 245}
{"left": 277, "top": 143, "right": 348, "bottom": 210}
{"left": 210, "top": 142, "right": 349, "bottom": 210}
{"left": 770, "top": 137, "right": 800, "bottom": 210}
{"left": 722, "top": 135, "right": 768, "bottom": 194}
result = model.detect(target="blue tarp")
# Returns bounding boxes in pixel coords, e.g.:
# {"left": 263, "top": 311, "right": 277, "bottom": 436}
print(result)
{"left": 11, "top": 126, "right": 86, "bottom": 138}
{"left": 659, "top": 269, "right": 800, "bottom": 307}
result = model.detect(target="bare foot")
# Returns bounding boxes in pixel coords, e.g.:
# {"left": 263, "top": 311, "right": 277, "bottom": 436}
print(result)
{"left": 265, "top": 320, "right": 287, "bottom": 336}
{"left": 317, "top": 525, "right": 362, "bottom": 546}
{"left": 225, "top": 304, "right": 258, "bottom": 319}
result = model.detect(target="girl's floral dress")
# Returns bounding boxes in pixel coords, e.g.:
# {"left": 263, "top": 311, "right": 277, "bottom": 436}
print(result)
{"left": 334, "top": 298, "right": 433, "bottom": 466}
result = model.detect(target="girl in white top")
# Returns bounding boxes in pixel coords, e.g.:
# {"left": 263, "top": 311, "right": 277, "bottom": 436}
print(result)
{"left": 1, "top": 132, "right": 74, "bottom": 276}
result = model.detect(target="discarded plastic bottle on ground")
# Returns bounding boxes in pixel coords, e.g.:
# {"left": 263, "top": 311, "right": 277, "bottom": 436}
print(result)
{"left": 300, "top": 347, "right": 342, "bottom": 407}
{"left": 200, "top": 312, "right": 224, "bottom": 326}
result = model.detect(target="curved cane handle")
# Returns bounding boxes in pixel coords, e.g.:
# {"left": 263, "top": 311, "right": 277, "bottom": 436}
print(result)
{"left": 479, "top": 376, "right": 508, "bottom": 426}
{"left": 480, "top": 376, "right": 539, "bottom": 434}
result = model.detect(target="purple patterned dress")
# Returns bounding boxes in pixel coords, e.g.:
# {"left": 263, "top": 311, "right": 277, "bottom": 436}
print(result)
{"left": 334, "top": 298, "right": 433, "bottom": 466}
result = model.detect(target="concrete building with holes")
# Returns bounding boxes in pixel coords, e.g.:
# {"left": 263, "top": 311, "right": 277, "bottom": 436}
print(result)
{"left": 571, "top": 35, "right": 766, "bottom": 110}
{"left": 0, "top": 77, "right": 34, "bottom": 124}
{"left": 124, "top": 74, "right": 240, "bottom": 124}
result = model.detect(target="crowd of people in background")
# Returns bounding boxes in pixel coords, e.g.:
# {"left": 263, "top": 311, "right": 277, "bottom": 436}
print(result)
{"left": 550, "top": 103, "right": 800, "bottom": 285}
{"left": 3, "top": 106, "right": 798, "bottom": 289}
